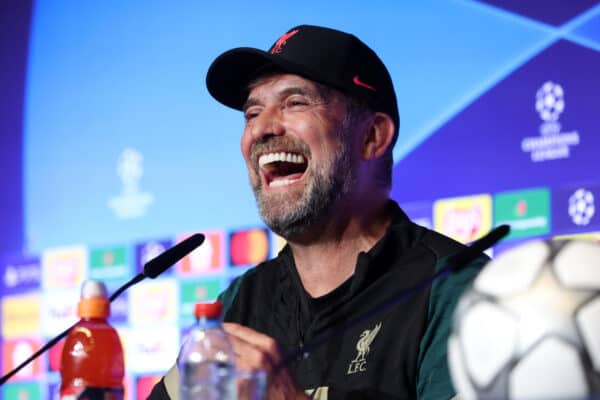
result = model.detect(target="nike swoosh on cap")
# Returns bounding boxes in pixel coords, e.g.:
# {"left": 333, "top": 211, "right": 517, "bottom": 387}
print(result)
{"left": 352, "top": 75, "right": 376, "bottom": 92}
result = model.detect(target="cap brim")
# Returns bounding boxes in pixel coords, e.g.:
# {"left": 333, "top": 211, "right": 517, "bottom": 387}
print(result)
{"left": 206, "top": 47, "right": 315, "bottom": 111}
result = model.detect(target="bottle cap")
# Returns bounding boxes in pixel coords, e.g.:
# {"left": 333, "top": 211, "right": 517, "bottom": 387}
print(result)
{"left": 194, "top": 301, "right": 223, "bottom": 319}
{"left": 77, "top": 280, "right": 110, "bottom": 319}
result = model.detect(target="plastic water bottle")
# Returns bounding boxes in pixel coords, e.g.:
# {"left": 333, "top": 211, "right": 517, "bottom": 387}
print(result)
{"left": 178, "top": 301, "right": 236, "bottom": 400}
{"left": 59, "top": 280, "right": 124, "bottom": 399}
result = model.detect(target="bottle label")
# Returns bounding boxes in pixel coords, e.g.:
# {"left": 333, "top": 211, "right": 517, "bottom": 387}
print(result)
{"left": 60, "top": 386, "right": 124, "bottom": 400}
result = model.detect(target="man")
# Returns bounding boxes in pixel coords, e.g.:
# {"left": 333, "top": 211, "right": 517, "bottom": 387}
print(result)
{"left": 150, "top": 25, "right": 488, "bottom": 399}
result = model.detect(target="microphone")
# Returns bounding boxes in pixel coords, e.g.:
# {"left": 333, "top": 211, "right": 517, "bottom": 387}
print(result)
{"left": 109, "top": 233, "right": 206, "bottom": 301}
{"left": 144, "top": 233, "right": 205, "bottom": 278}
{"left": 0, "top": 233, "right": 205, "bottom": 385}
{"left": 446, "top": 224, "right": 509, "bottom": 272}
{"left": 274, "top": 224, "right": 510, "bottom": 373}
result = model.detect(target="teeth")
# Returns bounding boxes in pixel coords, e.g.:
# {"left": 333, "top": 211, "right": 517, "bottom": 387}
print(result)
{"left": 259, "top": 152, "right": 305, "bottom": 167}
{"left": 269, "top": 178, "right": 300, "bottom": 187}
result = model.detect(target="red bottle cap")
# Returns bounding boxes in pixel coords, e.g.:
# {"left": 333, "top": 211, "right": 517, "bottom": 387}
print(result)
{"left": 194, "top": 301, "right": 223, "bottom": 319}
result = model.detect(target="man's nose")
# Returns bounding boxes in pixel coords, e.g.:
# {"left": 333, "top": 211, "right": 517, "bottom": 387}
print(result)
{"left": 249, "top": 105, "right": 285, "bottom": 141}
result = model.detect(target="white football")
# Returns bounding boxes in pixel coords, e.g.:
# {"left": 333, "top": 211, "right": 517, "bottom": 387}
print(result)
{"left": 448, "top": 239, "right": 600, "bottom": 399}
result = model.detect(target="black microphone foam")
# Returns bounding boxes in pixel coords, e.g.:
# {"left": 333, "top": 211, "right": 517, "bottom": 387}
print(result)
{"left": 446, "top": 224, "right": 510, "bottom": 272}
{"left": 143, "top": 233, "right": 205, "bottom": 278}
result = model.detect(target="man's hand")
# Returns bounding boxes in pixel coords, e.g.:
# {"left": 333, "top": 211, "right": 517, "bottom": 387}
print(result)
{"left": 223, "top": 322, "right": 309, "bottom": 400}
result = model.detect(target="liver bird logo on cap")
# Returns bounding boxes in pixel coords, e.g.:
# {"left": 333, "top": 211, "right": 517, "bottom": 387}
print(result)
{"left": 270, "top": 29, "right": 299, "bottom": 54}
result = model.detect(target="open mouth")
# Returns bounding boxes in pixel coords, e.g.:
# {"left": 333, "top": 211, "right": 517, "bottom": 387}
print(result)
{"left": 258, "top": 151, "right": 308, "bottom": 188}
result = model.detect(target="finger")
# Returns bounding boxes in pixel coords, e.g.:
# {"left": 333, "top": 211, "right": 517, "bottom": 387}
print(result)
{"left": 223, "top": 323, "right": 282, "bottom": 363}
{"left": 227, "top": 333, "right": 276, "bottom": 372}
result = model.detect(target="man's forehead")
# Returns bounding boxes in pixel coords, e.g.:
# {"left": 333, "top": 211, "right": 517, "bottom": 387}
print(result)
{"left": 248, "top": 73, "right": 318, "bottom": 95}
{"left": 244, "top": 73, "right": 336, "bottom": 107}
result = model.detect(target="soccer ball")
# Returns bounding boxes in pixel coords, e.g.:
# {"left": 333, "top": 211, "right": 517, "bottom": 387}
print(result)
{"left": 535, "top": 81, "right": 565, "bottom": 122}
{"left": 448, "top": 239, "right": 600, "bottom": 399}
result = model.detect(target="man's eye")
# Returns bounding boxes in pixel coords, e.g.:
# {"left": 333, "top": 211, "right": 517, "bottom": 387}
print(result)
{"left": 244, "top": 109, "right": 260, "bottom": 121}
{"left": 285, "top": 97, "right": 309, "bottom": 108}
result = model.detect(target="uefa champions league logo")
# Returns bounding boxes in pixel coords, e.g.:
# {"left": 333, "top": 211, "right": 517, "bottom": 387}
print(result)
{"left": 569, "top": 188, "right": 595, "bottom": 226}
{"left": 108, "top": 147, "right": 154, "bottom": 219}
{"left": 521, "top": 81, "right": 580, "bottom": 162}
{"left": 535, "top": 81, "right": 565, "bottom": 124}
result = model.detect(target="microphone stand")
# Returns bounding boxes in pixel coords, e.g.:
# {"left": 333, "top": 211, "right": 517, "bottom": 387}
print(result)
{"left": 0, "top": 274, "right": 144, "bottom": 385}
{"left": 0, "top": 233, "right": 205, "bottom": 386}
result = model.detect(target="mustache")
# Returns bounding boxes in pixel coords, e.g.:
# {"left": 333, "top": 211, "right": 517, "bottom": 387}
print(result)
{"left": 250, "top": 137, "right": 311, "bottom": 168}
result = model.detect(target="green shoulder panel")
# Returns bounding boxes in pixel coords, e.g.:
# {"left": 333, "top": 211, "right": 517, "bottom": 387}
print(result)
{"left": 217, "top": 267, "right": 257, "bottom": 317}
{"left": 416, "top": 254, "right": 489, "bottom": 400}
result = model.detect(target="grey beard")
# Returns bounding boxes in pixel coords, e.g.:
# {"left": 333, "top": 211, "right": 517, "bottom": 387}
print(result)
{"left": 253, "top": 142, "right": 354, "bottom": 239}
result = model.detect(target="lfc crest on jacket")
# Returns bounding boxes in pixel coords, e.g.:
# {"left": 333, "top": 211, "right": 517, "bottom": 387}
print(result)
{"left": 347, "top": 322, "right": 382, "bottom": 374}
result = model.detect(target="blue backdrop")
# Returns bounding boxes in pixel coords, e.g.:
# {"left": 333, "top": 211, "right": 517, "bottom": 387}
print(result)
{"left": 1, "top": 1, "right": 599, "bottom": 399}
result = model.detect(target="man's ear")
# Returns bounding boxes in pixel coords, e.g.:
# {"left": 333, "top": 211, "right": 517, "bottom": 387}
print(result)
{"left": 362, "top": 112, "right": 395, "bottom": 160}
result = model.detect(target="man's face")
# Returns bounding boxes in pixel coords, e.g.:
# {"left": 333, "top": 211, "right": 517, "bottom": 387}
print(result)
{"left": 241, "top": 73, "right": 359, "bottom": 238}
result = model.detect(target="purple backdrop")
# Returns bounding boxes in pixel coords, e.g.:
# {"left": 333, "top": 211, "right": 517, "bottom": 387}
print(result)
{"left": 0, "top": 1, "right": 31, "bottom": 258}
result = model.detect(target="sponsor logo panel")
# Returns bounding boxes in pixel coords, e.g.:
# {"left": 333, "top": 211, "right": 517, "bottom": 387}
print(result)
{"left": 122, "top": 327, "right": 179, "bottom": 374}
{"left": 41, "top": 246, "right": 87, "bottom": 289}
{"left": 553, "top": 184, "right": 600, "bottom": 234}
{"left": 176, "top": 231, "right": 225, "bottom": 276}
{"left": 47, "top": 338, "right": 65, "bottom": 372}
{"left": 179, "top": 278, "right": 222, "bottom": 324}
{"left": 494, "top": 187, "right": 550, "bottom": 240}
{"left": 0, "top": 256, "right": 41, "bottom": 295}
{"left": 47, "top": 381, "right": 60, "bottom": 400}
{"left": 134, "top": 238, "right": 172, "bottom": 275}
{"left": 229, "top": 228, "right": 270, "bottom": 266}
{"left": 2, "top": 294, "right": 40, "bottom": 337}
{"left": 2, "top": 381, "right": 42, "bottom": 400}
{"left": 129, "top": 279, "right": 178, "bottom": 325}
{"left": 434, "top": 194, "right": 492, "bottom": 243}
{"left": 107, "top": 281, "right": 129, "bottom": 325}
{"left": 89, "top": 245, "right": 130, "bottom": 282}
{"left": 135, "top": 375, "right": 162, "bottom": 400}
{"left": 2, "top": 338, "right": 43, "bottom": 380}
{"left": 40, "top": 289, "right": 79, "bottom": 337}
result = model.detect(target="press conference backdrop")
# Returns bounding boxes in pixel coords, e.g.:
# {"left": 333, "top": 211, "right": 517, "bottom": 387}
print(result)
{"left": 1, "top": 1, "right": 600, "bottom": 399}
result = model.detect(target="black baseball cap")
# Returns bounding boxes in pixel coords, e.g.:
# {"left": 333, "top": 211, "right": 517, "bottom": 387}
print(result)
{"left": 206, "top": 25, "right": 399, "bottom": 136}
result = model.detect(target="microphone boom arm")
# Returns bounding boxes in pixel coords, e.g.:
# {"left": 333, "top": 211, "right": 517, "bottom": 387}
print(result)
{"left": 0, "top": 233, "right": 205, "bottom": 386}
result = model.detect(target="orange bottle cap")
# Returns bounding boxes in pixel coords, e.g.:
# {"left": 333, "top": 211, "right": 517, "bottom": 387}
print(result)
{"left": 77, "top": 280, "right": 110, "bottom": 318}
{"left": 77, "top": 297, "right": 110, "bottom": 318}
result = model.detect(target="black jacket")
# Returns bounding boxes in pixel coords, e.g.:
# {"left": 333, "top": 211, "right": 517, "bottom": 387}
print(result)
{"left": 149, "top": 202, "right": 488, "bottom": 399}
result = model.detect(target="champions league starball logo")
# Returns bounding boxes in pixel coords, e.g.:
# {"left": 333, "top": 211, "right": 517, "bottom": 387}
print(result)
{"left": 535, "top": 81, "right": 565, "bottom": 123}
{"left": 569, "top": 188, "right": 595, "bottom": 226}
{"left": 521, "top": 81, "right": 580, "bottom": 162}
{"left": 108, "top": 147, "right": 154, "bottom": 219}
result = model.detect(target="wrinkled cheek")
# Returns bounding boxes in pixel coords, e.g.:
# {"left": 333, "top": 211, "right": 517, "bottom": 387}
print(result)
{"left": 240, "top": 130, "right": 254, "bottom": 158}
{"left": 247, "top": 167, "right": 262, "bottom": 191}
